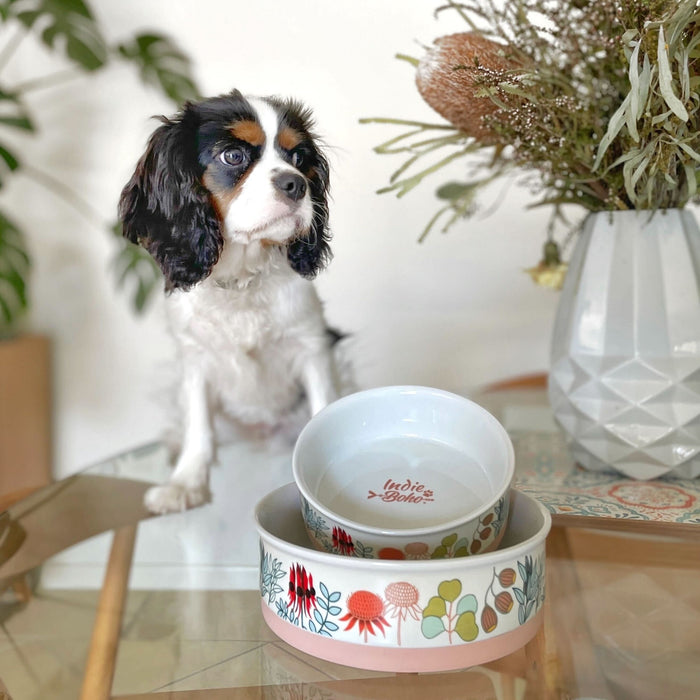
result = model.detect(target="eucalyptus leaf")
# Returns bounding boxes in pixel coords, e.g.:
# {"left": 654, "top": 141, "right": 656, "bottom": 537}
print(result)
{"left": 627, "top": 41, "right": 641, "bottom": 142}
{"left": 436, "top": 182, "right": 478, "bottom": 200}
{"left": 658, "top": 26, "right": 689, "bottom": 121}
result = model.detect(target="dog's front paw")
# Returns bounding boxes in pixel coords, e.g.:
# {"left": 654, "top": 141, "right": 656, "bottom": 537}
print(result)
{"left": 144, "top": 480, "right": 211, "bottom": 514}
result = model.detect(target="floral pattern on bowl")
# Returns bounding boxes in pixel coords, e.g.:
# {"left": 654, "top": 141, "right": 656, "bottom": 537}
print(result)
{"left": 256, "top": 483, "right": 550, "bottom": 673}
{"left": 300, "top": 492, "right": 508, "bottom": 559}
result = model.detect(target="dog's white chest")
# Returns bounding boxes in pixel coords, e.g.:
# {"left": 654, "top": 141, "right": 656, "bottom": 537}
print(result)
{"left": 164, "top": 268, "right": 327, "bottom": 422}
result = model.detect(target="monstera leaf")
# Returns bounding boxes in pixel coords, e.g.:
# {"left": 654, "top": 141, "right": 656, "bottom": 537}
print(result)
{"left": 0, "top": 211, "right": 29, "bottom": 329}
{"left": 116, "top": 33, "right": 199, "bottom": 105}
{"left": 0, "top": 90, "right": 34, "bottom": 186}
{"left": 8, "top": 0, "right": 107, "bottom": 70}
{"left": 111, "top": 222, "right": 162, "bottom": 313}
{"left": 0, "top": 88, "right": 34, "bottom": 133}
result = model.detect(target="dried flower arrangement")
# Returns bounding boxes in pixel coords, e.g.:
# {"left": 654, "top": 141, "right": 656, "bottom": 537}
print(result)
{"left": 363, "top": 0, "right": 700, "bottom": 287}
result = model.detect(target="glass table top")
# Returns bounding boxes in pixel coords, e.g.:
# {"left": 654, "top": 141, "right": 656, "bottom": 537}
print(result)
{"left": 0, "top": 386, "right": 698, "bottom": 699}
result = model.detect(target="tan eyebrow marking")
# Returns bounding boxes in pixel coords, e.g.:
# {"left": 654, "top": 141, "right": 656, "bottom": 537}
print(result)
{"left": 229, "top": 119, "right": 265, "bottom": 146}
{"left": 278, "top": 126, "right": 302, "bottom": 151}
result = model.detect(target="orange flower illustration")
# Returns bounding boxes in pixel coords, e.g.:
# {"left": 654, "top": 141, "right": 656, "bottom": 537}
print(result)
{"left": 340, "top": 590, "right": 390, "bottom": 642}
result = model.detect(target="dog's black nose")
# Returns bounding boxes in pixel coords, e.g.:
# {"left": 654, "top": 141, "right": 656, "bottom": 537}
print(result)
{"left": 273, "top": 172, "right": 307, "bottom": 202}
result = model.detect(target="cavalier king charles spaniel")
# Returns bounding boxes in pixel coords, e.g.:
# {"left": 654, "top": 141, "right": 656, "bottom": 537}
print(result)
{"left": 119, "top": 89, "right": 345, "bottom": 514}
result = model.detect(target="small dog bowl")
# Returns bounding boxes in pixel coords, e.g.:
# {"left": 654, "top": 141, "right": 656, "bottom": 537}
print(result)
{"left": 256, "top": 483, "right": 550, "bottom": 672}
{"left": 292, "top": 386, "right": 515, "bottom": 559}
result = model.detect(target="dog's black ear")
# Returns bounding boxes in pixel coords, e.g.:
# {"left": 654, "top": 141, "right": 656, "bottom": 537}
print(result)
{"left": 287, "top": 148, "right": 331, "bottom": 278}
{"left": 119, "top": 106, "right": 223, "bottom": 290}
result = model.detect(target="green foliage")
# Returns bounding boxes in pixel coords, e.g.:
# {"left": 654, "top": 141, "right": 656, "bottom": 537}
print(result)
{"left": 367, "top": 0, "right": 700, "bottom": 242}
{"left": 11, "top": 0, "right": 107, "bottom": 70}
{"left": 111, "top": 222, "right": 162, "bottom": 315}
{"left": 421, "top": 578, "right": 480, "bottom": 643}
{"left": 0, "top": 0, "right": 200, "bottom": 334}
{"left": 0, "top": 210, "right": 28, "bottom": 332}
{"left": 117, "top": 33, "right": 199, "bottom": 104}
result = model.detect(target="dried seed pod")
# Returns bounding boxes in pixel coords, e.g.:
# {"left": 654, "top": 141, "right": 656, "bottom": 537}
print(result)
{"left": 481, "top": 605, "right": 498, "bottom": 633}
{"left": 495, "top": 591, "right": 514, "bottom": 614}
{"left": 416, "top": 32, "right": 518, "bottom": 143}
{"left": 498, "top": 568, "right": 516, "bottom": 587}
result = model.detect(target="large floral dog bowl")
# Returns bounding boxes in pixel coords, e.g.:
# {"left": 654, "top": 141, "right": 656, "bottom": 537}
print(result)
{"left": 292, "top": 386, "right": 515, "bottom": 559}
{"left": 256, "top": 483, "right": 550, "bottom": 673}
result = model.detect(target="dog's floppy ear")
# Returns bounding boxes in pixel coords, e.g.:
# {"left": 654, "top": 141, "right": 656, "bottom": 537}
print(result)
{"left": 119, "top": 106, "right": 223, "bottom": 290}
{"left": 287, "top": 146, "right": 331, "bottom": 278}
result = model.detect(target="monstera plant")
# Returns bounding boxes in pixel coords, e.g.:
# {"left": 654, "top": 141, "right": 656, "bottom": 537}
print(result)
{"left": 0, "top": 0, "right": 199, "bottom": 336}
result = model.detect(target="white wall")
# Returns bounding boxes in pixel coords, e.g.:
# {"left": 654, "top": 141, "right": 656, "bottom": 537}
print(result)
{"left": 4, "top": 0, "right": 559, "bottom": 479}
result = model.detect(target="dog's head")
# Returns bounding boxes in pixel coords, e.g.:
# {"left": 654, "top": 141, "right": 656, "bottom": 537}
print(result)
{"left": 119, "top": 90, "right": 331, "bottom": 290}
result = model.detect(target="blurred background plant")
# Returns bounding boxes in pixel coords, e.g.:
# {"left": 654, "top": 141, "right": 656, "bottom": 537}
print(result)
{"left": 0, "top": 0, "right": 198, "bottom": 336}
{"left": 363, "top": 0, "right": 700, "bottom": 287}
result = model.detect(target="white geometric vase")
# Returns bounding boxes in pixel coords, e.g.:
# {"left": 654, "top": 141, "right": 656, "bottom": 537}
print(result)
{"left": 548, "top": 208, "right": 700, "bottom": 480}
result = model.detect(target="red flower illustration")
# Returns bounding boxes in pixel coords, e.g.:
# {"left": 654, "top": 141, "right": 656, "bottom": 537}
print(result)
{"left": 288, "top": 564, "right": 316, "bottom": 624}
{"left": 339, "top": 590, "right": 390, "bottom": 642}
{"left": 332, "top": 526, "right": 355, "bottom": 555}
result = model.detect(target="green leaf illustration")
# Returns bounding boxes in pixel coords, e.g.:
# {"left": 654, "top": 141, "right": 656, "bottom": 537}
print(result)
{"left": 455, "top": 611, "right": 479, "bottom": 642}
{"left": 438, "top": 579, "right": 462, "bottom": 603}
{"left": 441, "top": 533, "right": 458, "bottom": 548}
{"left": 421, "top": 615, "right": 446, "bottom": 639}
{"left": 431, "top": 545, "right": 448, "bottom": 559}
{"left": 456, "top": 593, "right": 478, "bottom": 616}
{"left": 423, "top": 595, "right": 446, "bottom": 619}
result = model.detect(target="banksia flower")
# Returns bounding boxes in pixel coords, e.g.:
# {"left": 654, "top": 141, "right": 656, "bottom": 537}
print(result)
{"left": 416, "top": 32, "right": 519, "bottom": 143}
{"left": 384, "top": 581, "right": 422, "bottom": 646}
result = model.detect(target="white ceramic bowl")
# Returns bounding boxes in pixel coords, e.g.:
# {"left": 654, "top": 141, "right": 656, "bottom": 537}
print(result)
{"left": 292, "top": 386, "right": 515, "bottom": 559}
{"left": 256, "top": 483, "right": 550, "bottom": 672}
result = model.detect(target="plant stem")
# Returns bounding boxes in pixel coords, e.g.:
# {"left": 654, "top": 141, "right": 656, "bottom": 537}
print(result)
{"left": 0, "top": 25, "right": 27, "bottom": 76}
{"left": 21, "top": 164, "right": 105, "bottom": 229}
{"left": 12, "top": 68, "right": 83, "bottom": 95}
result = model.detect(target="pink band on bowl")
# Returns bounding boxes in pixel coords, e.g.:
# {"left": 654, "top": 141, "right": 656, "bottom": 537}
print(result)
{"left": 262, "top": 602, "right": 543, "bottom": 673}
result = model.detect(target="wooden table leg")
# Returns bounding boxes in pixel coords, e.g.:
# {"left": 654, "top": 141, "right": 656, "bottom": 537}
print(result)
{"left": 79, "top": 524, "right": 137, "bottom": 700}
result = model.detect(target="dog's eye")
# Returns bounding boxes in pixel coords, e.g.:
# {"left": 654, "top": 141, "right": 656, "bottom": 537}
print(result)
{"left": 291, "top": 149, "right": 305, "bottom": 168}
{"left": 220, "top": 148, "right": 247, "bottom": 167}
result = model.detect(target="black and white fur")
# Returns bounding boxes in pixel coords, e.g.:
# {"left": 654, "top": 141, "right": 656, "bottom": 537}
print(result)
{"left": 119, "top": 90, "right": 342, "bottom": 514}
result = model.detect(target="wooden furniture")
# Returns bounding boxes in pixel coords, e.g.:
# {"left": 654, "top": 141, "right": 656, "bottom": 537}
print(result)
{"left": 0, "top": 335, "right": 52, "bottom": 500}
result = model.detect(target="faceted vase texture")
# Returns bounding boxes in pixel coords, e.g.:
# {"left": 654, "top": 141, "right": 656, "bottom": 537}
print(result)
{"left": 548, "top": 209, "right": 700, "bottom": 480}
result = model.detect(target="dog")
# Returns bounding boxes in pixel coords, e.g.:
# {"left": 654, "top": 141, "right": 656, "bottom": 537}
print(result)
{"left": 119, "top": 89, "right": 344, "bottom": 514}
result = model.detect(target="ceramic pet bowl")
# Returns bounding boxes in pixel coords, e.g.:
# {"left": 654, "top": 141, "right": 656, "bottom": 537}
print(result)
{"left": 292, "top": 386, "right": 515, "bottom": 559}
{"left": 256, "top": 483, "right": 550, "bottom": 673}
